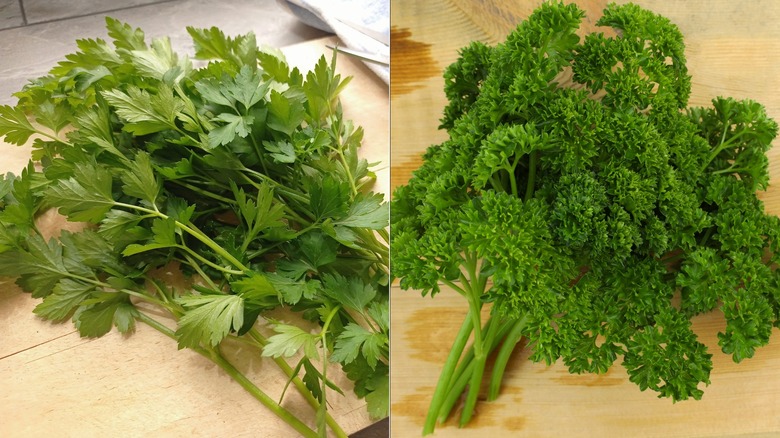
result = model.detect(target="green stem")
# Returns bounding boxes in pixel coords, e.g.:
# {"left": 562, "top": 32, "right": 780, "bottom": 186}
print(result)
{"left": 697, "top": 226, "right": 716, "bottom": 248}
{"left": 210, "top": 348, "right": 320, "bottom": 438}
{"left": 35, "top": 129, "right": 73, "bottom": 148}
{"left": 458, "top": 292, "right": 490, "bottom": 427}
{"left": 525, "top": 151, "right": 538, "bottom": 201}
{"left": 489, "top": 174, "right": 504, "bottom": 192}
{"left": 440, "top": 316, "right": 496, "bottom": 414}
{"left": 241, "top": 167, "right": 310, "bottom": 206}
{"left": 508, "top": 168, "right": 519, "bottom": 198}
{"left": 712, "top": 166, "right": 749, "bottom": 175}
{"left": 487, "top": 315, "right": 528, "bottom": 400}
{"left": 436, "top": 315, "right": 505, "bottom": 423}
{"left": 115, "top": 201, "right": 250, "bottom": 272}
{"left": 176, "top": 243, "right": 244, "bottom": 275}
{"left": 136, "top": 312, "right": 319, "bottom": 438}
{"left": 422, "top": 314, "right": 474, "bottom": 436}
{"left": 120, "top": 288, "right": 170, "bottom": 309}
{"left": 169, "top": 180, "right": 237, "bottom": 205}
{"left": 702, "top": 129, "right": 749, "bottom": 171}
{"left": 178, "top": 253, "right": 222, "bottom": 291}
{"left": 353, "top": 228, "right": 390, "bottom": 269}
{"left": 49, "top": 267, "right": 174, "bottom": 313}
{"left": 317, "top": 305, "right": 341, "bottom": 437}
{"left": 247, "top": 329, "right": 348, "bottom": 438}
{"left": 248, "top": 134, "right": 270, "bottom": 176}
{"left": 441, "top": 278, "right": 469, "bottom": 299}
{"left": 329, "top": 118, "right": 358, "bottom": 197}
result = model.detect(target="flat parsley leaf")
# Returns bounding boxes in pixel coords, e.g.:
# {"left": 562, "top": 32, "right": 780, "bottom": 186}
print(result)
{"left": 336, "top": 192, "right": 388, "bottom": 230}
{"left": 175, "top": 293, "right": 244, "bottom": 349}
{"left": 331, "top": 323, "right": 387, "bottom": 369}
{"left": 262, "top": 323, "right": 320, "bottom": 360}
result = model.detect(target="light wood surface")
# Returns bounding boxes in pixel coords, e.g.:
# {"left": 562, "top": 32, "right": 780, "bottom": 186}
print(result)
{"left": 390, "top": 1, "right": 780, "bottom": 436}
{"left": 0, "top": 36, "right": 388, "bottom": 437}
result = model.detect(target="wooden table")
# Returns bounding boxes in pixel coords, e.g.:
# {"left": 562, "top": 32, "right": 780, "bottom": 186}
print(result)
{"left": 0, "top": 37, "right": 388, "bottom": 437}
{"left": 390, "top": 1, "right": 780, "bottom": 436}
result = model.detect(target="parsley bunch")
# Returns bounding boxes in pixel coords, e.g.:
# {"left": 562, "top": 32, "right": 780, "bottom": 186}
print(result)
{"left": 0, "top": 19, "right": 388, "bottom": 437}
{"left": 391, "top": 2, "right": 779, "bottom": 433}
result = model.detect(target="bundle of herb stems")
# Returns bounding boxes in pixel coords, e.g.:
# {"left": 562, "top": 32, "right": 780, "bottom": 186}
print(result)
{"left": 0, "top": 19, "right": 389, "bottom": 437}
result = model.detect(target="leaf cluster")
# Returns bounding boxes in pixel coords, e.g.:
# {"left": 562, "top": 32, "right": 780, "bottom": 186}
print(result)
{"left": 0, "top": 18, "right": 388, "bottom": 434}
{"left": 391, "top": 1, "right": 779, "bottom": 431}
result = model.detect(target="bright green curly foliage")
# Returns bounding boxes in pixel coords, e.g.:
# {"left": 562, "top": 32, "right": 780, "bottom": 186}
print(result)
{"left": 391, "top": 1, "right": 779, "bottom": 426}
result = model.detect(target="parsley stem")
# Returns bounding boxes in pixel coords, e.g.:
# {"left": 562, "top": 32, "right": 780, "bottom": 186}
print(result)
{"left": 175, "top": 223, "right": 249, "bottom": 271}
{"left": 115, "top": 201, "right": 250, "bottom": 272}
{"left": 248, "top": 134, "right": 270, "bottom": 176}
{"left": 241, "top": 167, "right": 310, "bottom": 206}
{"left": 330, "top": 117, "right": 359, "bottom": 197}
{"left": 698, "top": 226, "right": 715, "bottom": 247}
{"left": 208, "top": 348, "right": 321, "bottom": 438}
{"left": 702, "top": 129, "right": 749, "bottom": 171}
{"left": 354, "top": 228, "right": 390, "bottom": 268}
{"left": 318, "top": 305, "right": 341, "bottom": 437}
{"left": 487, "top": 314, "right": 528, "bottom": 401}
{"left": 422, "top": 312, "right": 473, "bottom": 435}
{"left": 175, "top": 243, "right": 244, "bottom": 275}
{"left": 44, "top": 267, "right": 174, "bottom": 312}
{"left": 423, "top": 252, "right": 488, "bottom": 434}
{"left": 508, "top": 168, "right": 519, "bottom": 198}
{"left": 246, "top": 329, "right": 349, "bottom": 438}
{"left": 712, "top": 166, "right": 750, "bottom": 175}
{"left": 177, "top": 253, "right": 221, "bottom": 291}
{"left": 120, "top": 288, "right": 170, "bottom": 309}
{"left": 437, "top": 316, "right": 513, "bottom": 422}
{"left": 36, "top": 130, "right": 73, "bottom": 148}
{"left": 168, "top": 179, "right": 237, "bottom": 205}
{"left": 525, "top": 151, "right": 538, "bottom": 201}
{"left": 136, "top": 312, "right": 320, "bottom": 438}
{"left": 459, "top": 290, "right": 492, "bottom": 427}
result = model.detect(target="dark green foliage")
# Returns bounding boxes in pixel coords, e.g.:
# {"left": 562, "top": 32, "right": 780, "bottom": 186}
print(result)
{"left": 0, "top": 18, "right": 388, "bottom": 435}
{"left": 391, "top": 2, "right": 779, "bottom": 433}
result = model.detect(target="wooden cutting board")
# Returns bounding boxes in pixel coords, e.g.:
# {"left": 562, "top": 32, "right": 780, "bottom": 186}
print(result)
{"left": 390, "top": 1, "right": 780, "bottom": 436}
{"left": 0, "top": 36, "right": 388, "bottom": 437}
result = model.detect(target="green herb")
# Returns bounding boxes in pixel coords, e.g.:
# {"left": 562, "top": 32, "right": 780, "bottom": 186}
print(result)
{"left": 391, "top": 2, "right": 779, "bottom": 434}
{"left": 0, "top": 18, "right": 388, "bottom": 437}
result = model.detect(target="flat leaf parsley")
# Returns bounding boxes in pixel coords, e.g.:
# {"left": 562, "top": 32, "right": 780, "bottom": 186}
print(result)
{"left": 0, "top": 19, "right": 388, "bottom": 437}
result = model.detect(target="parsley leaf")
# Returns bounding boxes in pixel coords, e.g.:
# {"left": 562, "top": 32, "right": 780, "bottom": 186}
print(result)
{"left": 175, "top": 293, "right": 244, "bottom": 349}
{"left": 0, "top": 17, "right": 389, "bottom": 433}
{"left": 392, "top": 1, "right": 780, "bottom": 432}
{"left": 331, "top": 323, "right": 387, "bottom": 369}
{"left": 44, "top": 162, "right": 115, "bottom": 223}
{"left": 262, "top": 322, "right": 320, "bottom": 360}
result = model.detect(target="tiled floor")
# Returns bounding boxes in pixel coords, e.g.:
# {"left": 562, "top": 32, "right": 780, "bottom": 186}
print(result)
{"left": 2, "top": 0, "right": 176, "bottom": 27}
{"left": 0, "top": 0, "right": 24, "bottom": 29}
{"left": 0, "top": 0, "right": 329, "bottom": 105}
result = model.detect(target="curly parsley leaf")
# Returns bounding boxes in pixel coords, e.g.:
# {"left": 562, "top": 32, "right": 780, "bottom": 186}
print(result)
{"left": 391, "top": 1, "right": 779, "bottom": 432}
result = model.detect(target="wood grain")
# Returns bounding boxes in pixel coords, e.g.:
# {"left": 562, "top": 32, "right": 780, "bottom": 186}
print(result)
{"left": 390, "top": 1, "right": 780, "bottom": 436}
{"left": 0, "top": 36, "right": 388, "bottom": 437}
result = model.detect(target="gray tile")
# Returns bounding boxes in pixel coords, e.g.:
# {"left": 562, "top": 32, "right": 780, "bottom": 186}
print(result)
{"left": 22, "top": 0, "right": 170, "bottom": 24}
{"left": 0, "top": 0, "right": 329, "bottom": 104}
{"left": 0, "top": 0, "right": 24, "bottom": 30}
